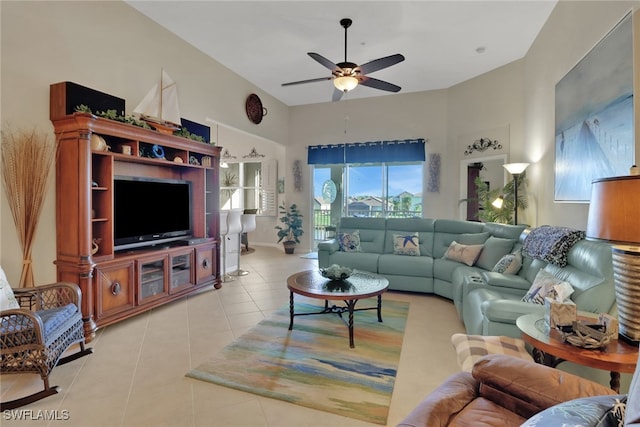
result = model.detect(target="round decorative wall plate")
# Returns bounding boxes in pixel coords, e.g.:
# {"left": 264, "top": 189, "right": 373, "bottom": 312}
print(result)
{"left": 246, "top": 93, "right": 267, "bottom": 124}
{"left": 322, "top": 179, "right": 337, "bottom": 203}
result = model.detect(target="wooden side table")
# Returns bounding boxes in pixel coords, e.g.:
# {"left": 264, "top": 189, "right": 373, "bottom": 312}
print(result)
{"left": 517, "top": 313, "right": 638, "bottom": 393}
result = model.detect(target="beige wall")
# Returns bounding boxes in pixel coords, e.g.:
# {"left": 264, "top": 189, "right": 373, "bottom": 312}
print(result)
{"left": 0, "top": 1, "right": 290, "bottom": 284}
{"left": 1, "top": 1, "right": 639, "bottom": 284}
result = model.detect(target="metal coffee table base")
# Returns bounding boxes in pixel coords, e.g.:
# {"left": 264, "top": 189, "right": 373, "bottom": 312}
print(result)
{"left": 288, "top": 292, "right": 383, "bottom": 348}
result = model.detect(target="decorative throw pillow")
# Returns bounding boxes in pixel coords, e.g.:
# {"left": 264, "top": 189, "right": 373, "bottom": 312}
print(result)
{"left": 0, "top": 266, "right": 19, "bottom": 311}
{"left": 522, "top": 270, "right": 574, "bottom": 305}
{"left": 443, "top": 241, "right": 484, "bottom": 266}
{"left": 475, "top": 237, "right": 516, "bottom": 270}
{"left": 492, "top": 251, "right": 523, "bottom": 275}
{"left": 522, "top": 395, "right": 627, "bottom": 427}
{"left": 457, "top": 232, "right": 490, "bottom": 245}
{"left": 337, "top": 230, "right": 362, "bottom": 252}
{"left": 393, "top": 233, "right": 420, "bottom": 256}
{"left": 450, "top": 333, "right": 533, "bottom": 372}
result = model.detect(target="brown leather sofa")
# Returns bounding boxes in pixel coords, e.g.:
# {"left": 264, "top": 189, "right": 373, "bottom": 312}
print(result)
{"left": 398, "top": 354, "right": 639, "bottom": 427}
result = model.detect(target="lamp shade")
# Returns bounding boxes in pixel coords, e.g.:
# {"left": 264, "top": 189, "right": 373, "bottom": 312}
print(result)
{"left": 333, "top": 76, "right": 358, "bottom": 92}
{"left": 503, "top": 163, "right": 529, "bottom": 175}
{"left": 587, "top": 175, "right": 640, "bottom": 245}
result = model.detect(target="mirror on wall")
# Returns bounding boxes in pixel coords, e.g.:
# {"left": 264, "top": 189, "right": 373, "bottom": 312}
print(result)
{"left": 459, "top": 154, "right": 507, "bottom": 221}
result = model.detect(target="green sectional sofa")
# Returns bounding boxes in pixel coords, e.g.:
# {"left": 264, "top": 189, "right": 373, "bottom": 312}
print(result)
{"left": 317, "top": 217, "right": 616, "bottom": 340}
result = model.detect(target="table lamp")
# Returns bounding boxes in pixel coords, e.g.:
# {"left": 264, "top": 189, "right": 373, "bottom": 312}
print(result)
{"left": 587, "top": 175, "right": 640, "bottom": 345}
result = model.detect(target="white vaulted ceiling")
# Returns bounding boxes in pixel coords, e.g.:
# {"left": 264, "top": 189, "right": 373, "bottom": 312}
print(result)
{"left": 126, "top": 1, "right": 557, "bottom": 106}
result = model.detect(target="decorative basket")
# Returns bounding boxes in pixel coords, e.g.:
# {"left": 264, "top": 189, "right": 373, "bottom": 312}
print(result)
{"left": 558, "top": 321, "right": 612, "bottom": 349}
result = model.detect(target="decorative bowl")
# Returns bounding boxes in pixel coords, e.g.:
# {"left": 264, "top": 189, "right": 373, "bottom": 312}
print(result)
{"left": 319, "top": 264, "right": 352, "bottom": 281}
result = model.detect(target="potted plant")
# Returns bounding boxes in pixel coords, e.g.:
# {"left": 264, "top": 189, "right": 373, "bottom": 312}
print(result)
{"left": 275, "top": 202, "right": 304, "bottom": 254}
{"left": 461, "top": 173, "right": 528, "bottom": 224}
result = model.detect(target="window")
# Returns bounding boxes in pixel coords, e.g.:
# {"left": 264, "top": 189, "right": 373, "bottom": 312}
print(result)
{"left": 309, "top": 139, "right": 425, "bottom": 242}
{"left": 345, "top": 162, "right": 422, "bottom": 218}
{"left": 220, "top": 159, "right": 277, "bottom": 215}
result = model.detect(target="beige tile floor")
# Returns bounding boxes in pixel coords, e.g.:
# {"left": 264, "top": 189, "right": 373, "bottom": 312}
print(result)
{"left": 1, "top": 246, "right": 465, "bottom": 427}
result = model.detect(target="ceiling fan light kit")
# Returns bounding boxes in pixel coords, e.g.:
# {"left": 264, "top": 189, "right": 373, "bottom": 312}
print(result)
{"left": 334, "top": 76, "right": 358, "bottom": 92}
{"left": 282, "top": 18, "right": 405, "bottom": 101}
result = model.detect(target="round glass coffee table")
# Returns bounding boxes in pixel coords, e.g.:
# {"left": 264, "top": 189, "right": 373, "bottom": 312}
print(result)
{"left": 517, "top": 313, "right": 638, "bottom": 392}
{"left": 287, "top": 269, "right": 389, "bottom": 348}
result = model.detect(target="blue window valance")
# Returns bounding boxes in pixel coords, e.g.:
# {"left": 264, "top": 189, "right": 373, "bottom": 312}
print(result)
{"left": 307, "top": 138, "right": 425, "bottom": 165}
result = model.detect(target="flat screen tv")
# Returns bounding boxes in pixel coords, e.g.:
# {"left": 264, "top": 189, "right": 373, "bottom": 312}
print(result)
{"left": 114, "top": 176, "right": 192, "bottom": 251}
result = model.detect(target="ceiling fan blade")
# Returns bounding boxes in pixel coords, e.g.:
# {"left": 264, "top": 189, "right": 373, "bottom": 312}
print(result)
{"left": 282, "top": 76, "right": 332, "bottom": 87}
{"left": 358, "top": 76, "right": 401, "bottom": 93}
{"left": 358, "top": 54, "right": 405, "bottom": 75}
{"left": 332, "top": 88, "right": 344, "bottom": 102}
{"left": 308, "top": 52, "right": 339, "bottom": 71}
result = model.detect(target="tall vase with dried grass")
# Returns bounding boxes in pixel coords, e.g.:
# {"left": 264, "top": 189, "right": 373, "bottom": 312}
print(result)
{"left": 1, "top": 127, "right": 58, "bottom": 287}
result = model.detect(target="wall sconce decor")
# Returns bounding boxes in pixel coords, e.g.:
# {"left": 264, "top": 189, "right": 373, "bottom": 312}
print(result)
{"left": 464, "top": 137, "right": 502, "bottom": 155}
{"left": 427, "top": 153, "right": 441, "bottom": 193}
{"left": 243, "top": 147, "right": 265, "bottom": 158}
{"left": 221, "top": 148, "right": 236, "bottom": 159}
{"left": 293, "top": 160, "right": 302, "bottom": 192}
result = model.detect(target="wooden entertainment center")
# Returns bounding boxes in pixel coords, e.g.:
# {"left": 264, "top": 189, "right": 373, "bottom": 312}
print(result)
{"left": 50, "top": 83, "right": 221, "bottom": 341}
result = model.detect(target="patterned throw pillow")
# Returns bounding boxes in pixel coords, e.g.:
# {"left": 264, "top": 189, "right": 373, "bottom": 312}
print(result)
{"left": 522, "top": 270, "right": 574, "bottom": 305}
{"left": 450, "top": 333, "right": 533, "bottom": 372}
{"left": 0, "top": 266, "right": 19, "bottom": 311}
{"left": 492, "top": 251, "right": 523, "bottom": 274}
{"left": 393, "top": 233, "right": 420, "bottom": 256}
{"left": 522, "top": 395, "right": 626, "bottom": 427}
{"left": 443, "top": 241, "right": 484, "bottom": 266}
{"left": 337, "top": 230, "right": 362, "bottom": 252}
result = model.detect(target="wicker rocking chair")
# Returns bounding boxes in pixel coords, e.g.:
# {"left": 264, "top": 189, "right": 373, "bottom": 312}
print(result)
{"left": 1, "top": 281, "right": 92, "bottom": 410}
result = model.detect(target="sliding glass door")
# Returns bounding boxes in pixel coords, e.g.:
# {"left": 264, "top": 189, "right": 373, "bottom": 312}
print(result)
{"left": 312, "top": 162, "right": 423, "bottom": 246}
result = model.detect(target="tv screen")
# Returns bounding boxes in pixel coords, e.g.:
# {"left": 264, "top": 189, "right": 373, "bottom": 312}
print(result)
{"left": 114, "top": 176, "right": 192, "bottom": 251}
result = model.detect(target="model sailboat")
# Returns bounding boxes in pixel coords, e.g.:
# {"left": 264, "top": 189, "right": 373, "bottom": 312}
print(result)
{"left": 134, "top": 69, "right": 181, "bottom": 134}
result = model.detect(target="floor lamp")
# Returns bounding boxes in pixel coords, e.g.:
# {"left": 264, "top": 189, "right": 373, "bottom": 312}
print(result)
{"left": 587, "top": 175, "right": 640, "bottom": 345}
{"left": 503, "top": 163, "right": 529, "bottom": 225}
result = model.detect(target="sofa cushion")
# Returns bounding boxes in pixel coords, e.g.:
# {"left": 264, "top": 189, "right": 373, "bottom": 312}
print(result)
{"left": 451, "top": 333, "right": 532, "bottom": 372}
{"left": 336, "top": 217, "right": 386, "bottom": 253}
{"left": 385, "top": 218, "right": 435, "bottom": 256}
{"left": 379, "top": 254, "right": 432, "bottom": 277}
{"left": 522, "top": 270, "right": 574, "bottom": 305}
{"left": 476, "top": 237, "right": 516, "bottom": 270}
{"left": 433, "top": 219, "right": 486, "bottom": 258}
{"left": 444, "top": 241, "right": 484, "bottom": 266}
{"left": 337, "top": 230, "right": 361, "bottom": 252}
{"left": 492, "top": 251, "right": 522, "bottom": 274}
{"left": 327, "top": 251, "right": 380, "bottom": 274}
{"left": 473, "top": 355, "right": 616, "bottom": 411}
{"left": 0, "top": 266, "right": 19, "bottom": 311}
{"left": 35, "top": 303, "right": 79, "bottom": 336}
{"left": 393, "top": 233, "right": 420, "bottom": 256}
{"left": 521, "top": 395, "right": 626, "bottom": 427}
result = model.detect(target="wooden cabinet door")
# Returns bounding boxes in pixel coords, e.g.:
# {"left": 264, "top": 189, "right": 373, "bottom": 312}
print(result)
{"left": 195, "top": 244, "right": 217, "bottom": 284}
{"left": 95, "top": 261, "right": 135, "bottom": 320}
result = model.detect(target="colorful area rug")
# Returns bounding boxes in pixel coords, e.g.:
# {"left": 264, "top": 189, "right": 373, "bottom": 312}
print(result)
{"left": 187, "top": 299, "right": 409, "bottom": 425}
{"left": 299, "top": 251, "right": 318, "bottom": 259}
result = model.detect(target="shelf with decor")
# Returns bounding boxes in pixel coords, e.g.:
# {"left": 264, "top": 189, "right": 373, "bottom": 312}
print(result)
{"left": 51, "top": 82, "right": 222, "bottom": 340}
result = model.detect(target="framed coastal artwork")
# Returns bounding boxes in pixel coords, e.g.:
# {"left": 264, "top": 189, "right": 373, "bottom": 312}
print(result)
{"left": 554, "top": 12, "right": 634, "bottom": 202}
